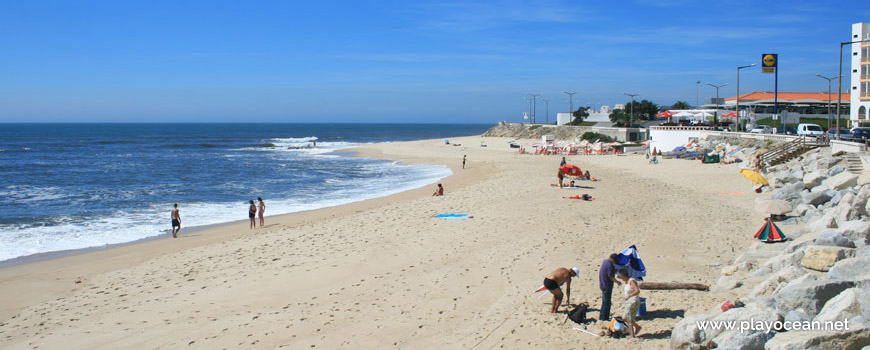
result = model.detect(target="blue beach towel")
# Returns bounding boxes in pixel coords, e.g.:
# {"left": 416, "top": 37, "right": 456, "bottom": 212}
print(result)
{"left": 434, "top": 214, "right": 472, "bottom": 219}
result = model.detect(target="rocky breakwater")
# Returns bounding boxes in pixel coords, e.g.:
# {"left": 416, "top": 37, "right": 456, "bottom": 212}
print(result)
{"left": 671, "top": 148, "right": 870, "bottom": 350}
{"left": 481, "top": 121, "right": 591, "bottom": 140}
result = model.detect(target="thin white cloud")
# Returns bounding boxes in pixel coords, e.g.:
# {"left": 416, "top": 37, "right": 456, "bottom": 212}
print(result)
{"left": 406, "top": 0, "right": 586, "bottom": 32}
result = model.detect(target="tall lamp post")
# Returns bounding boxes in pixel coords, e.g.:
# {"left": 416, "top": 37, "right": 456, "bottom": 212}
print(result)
{"left": 623, "top": 92, "right": 639, "bottom": 126}
{"left": 563, "top": 91, "right": 578, "bottom": 123}
{"left": 837, "top": 38, "right": 870, "bottom": 139}
{"left": 696, "top": 80, "right": 701, "bottom": 108}
{"left": 542, "top": 98, "right": 550, "bottom": 124}
{"left": 816, "top": 74, "right": 838, "bottom": 132}
{"left": 706, "top": 83, "right": 728, "bottom": 125}
{"left": 527, "top": 93, "right": 542, "bottom": 123}
{"left": 736, "top": 64, "right": 757, "bottom": 131}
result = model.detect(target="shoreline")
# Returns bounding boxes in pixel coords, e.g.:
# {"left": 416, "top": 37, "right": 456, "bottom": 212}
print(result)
{"left": 0, "top": 137, "right": 493, "bottom": 321}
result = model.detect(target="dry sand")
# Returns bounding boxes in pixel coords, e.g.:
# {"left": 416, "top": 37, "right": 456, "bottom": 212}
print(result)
{"left": 0, "top": 136, "right": 763, "bottom": 349}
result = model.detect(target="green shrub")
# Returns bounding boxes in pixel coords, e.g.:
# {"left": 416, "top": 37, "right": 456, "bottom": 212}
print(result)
{"left": 580, "top": 132, "right": 615, "bottom": 143}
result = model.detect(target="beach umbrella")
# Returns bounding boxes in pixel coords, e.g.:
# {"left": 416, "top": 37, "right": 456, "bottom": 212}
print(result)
{"left": 615, "top": 245, "right": 646, "bottom": 280}
{"left": 756, "top": 199, "right": 792, "bottom": 215}
{"left": 754, "top": 218, "right": 787, "bottom": 242}
{"left": 560, "top": 164, "right": 583, "bottom": 176}
{"left": 656, "top": 111, "right": 673, "bottom": 118}
{"left": 721, "top": 112, "right": 738, "bottom": 118}
{"left": 740, "top": 169, "right": 769, "bottom": 186}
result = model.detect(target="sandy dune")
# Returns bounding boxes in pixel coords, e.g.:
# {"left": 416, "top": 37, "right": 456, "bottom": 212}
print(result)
{"left": 0, "top": 136, "right": 762, "bottom": 349}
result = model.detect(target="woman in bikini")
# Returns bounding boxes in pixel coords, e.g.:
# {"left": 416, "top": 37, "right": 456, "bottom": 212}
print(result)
{"left": 257, "top": 197, "right": 266, "bottom": 227}
{"left": 248, "top": 200, "right": 257, "bottom": 229}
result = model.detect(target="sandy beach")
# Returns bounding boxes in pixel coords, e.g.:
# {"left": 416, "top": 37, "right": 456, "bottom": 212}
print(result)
{"left": 0, "top": 135, "right": 763, "bottom": 349}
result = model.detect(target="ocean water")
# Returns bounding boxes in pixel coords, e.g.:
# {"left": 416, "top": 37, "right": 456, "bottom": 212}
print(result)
{"left": 0, "top": 123, "right": 489, "bottom": 262}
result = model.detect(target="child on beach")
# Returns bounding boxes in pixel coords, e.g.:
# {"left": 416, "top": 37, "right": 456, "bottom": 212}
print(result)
{"left": 248, "top": 200, "right": 257, "bottom": 229}
{"left": 617, "top": 269, "right": 642, "bottom": 338}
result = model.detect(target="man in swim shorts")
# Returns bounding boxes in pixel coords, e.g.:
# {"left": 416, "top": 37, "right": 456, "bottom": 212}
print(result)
{"left": 543, "top": 266, "right": 579, "bottom": 313}
{"left": 170, "top": 203, "right": 181, "bottom": 238}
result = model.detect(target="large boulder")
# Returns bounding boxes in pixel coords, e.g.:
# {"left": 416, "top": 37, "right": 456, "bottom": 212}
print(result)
{"left": 814, "top": 231, "right": 857, "bottom": 248}
{"left": 750, "top": 266, "right": 809, "bottom": 297}
{"left": 802, "top": 189, "right": 833, "bottom": 206}
{"left": 763, "top": 329, "right": 870, "bottom": 350}
{"left": 814, "top": 287, "right": 870, "bottom": 324}
{"left": 837, "top": 220, "right": 870, "bottom": 245}
{"left": 773, "top": 182, "right": 805, "bottom": 201}
{"left": 827, "top": 171, "right": 859, "bottom": 191}
{"left": 670, "top": 315, "right": 714, "bottom": 350}
{"left": 803, "top": 171, "right": 826, "bottom": 189}
{"left": 827, "top": 257, "right": 870, "bottom": 281}
{"left": 807, "top": 212, "right": 838, "bottom": 232}
{"left": 827, "top": 165, "right": 847, "bottom": 177}
{"left": 776, "top": 171, "right": 802, "bottom": 186}
{"left": 801, "top": 245, "right": 853, "bottom": 271}
{"left": 775, "top": 279, "right": 855, "bottom": 317}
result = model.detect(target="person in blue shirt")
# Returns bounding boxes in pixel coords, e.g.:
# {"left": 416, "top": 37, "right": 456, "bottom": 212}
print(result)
{"left": 599, "top": 253, "right": 621, "bottom": 320}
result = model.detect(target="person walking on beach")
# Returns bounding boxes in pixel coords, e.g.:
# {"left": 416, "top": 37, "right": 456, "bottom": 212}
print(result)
{"left": 618, "top": 269, "right": 642, "bottom": 337}
{"left": 462, "top": 155, "right": 467, "bottom": 169}
{"left": 557, "top": 168, "right": 565, "bottom": 189}
{"left": 170, "top": 204, "right": 181, "bottom": 238}
{"left": 248, "top": 200, "right": 257, "bottom": 229}
{"left": 560, "top": 157, "right": 567, "bottom": 166}
{"left": 599, "top": 253, "right": 621, "bottom": 321}
{"left": 432, "top": 183, "right": 444, "bottom": 196}
{"left": 257, "top": 197, "right": 266, "bottom": 227}
{"left": 543, "top": 267, "right": 579, "bottom": 313}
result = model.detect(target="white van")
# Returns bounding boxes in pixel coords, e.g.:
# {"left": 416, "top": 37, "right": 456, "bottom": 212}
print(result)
{"left": 797, "top": 123, "right": 824, "bottom": 136}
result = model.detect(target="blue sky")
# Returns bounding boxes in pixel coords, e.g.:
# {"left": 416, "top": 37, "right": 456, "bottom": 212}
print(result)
{"left": 0, "top": 0, "right": 867, "bottom": 123}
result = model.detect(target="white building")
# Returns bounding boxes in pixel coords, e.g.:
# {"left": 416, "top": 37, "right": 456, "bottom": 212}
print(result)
{"left": 600, "top": 105, "right": 612, "bottom": 114}
{"left": 852, "top": 22, "right": 870, "bottom": 123}
{"left": 613, "top": 104, "right": 625, "bottom": 110}
{"left": 556, "top": 112, "right": 573, "bottom": 125}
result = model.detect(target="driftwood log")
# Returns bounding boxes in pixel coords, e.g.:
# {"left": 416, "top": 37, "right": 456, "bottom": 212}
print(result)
{"left": 639, "top": 281, "right": 709, "bottom": 291}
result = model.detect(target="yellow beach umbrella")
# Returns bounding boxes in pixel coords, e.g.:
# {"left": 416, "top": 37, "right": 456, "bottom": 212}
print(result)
{"left": 740, "top": 169, "right": 769, "bottom": 186}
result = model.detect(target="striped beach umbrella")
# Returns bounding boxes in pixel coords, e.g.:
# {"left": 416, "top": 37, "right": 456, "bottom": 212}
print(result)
{"left": 753, "top": 218, "right": 787, "bottom": 243}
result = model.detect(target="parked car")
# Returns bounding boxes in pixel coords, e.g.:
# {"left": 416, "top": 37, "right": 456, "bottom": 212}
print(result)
{"left": 826, "top": 128, "right": 852, "bottom": 139}
{"left": 797, "top": 123, "right": 824, "bottom": 136}
{"left": 849, "top": 128, "right": 870, "bottom": 140}
{"left": 749, "top": 125, "right": 774, "bottom": 134}
{"left": 776, "top": 126, "right": 797, "bottom": 135}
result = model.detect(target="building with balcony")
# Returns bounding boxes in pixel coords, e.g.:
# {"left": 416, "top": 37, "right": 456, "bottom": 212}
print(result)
{"left": 852, "top": 22, "right": 870, "bottom": 123}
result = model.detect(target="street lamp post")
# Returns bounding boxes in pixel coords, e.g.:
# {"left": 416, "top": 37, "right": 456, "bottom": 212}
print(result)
{"left": 737, "top": 64, "right": 757, "bottom": 131}
{"left": 706, "top": 83, "right": 728, "bottom": 125}
{"left": 696, "top": 80, "right": 700, "bottom": 108}
{"left": 837, "top": 38, "right": 870, "bottom": 139}
{"left": 816, "top": 74, "right": 838, "bottom": 133}
{"left": 563, "top": 91, "right": 578, "bottom": 123}
{"left": 623, "top": 92, "right": 639, "bottom": 126}
{"left": 527, "top": 93, "right": 542, "bottom": 123}
{"left": 543, "top": 98, "right": 550, "bottom": 124}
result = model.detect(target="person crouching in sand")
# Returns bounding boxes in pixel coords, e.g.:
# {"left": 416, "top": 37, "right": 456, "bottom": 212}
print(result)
{"left": 432, "top": 183, "right": 444, "bottom": 196}
{"left": 617, "top": 269, "right": 642, "bottom": 337}
{"left": 543, "top": 267, "right": 579, "bottom": 313}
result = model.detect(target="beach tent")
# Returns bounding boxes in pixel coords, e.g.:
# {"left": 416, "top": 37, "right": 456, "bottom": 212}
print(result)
{"left": 754, "top": 218, "right": 787, "bottom": 243}
{"left": 615, "top": 245, "right": 646, "bottom": 280}
{"left": 560, "top": 164, "right": 583, "bottom": 176}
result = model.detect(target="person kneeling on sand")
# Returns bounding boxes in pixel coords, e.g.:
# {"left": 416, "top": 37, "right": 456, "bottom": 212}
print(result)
{"left": 543, "top": 267, "right": 579, "bottom": 313}
{"left": 432, "top": 183, "right": 444, "bottom": 196}
{"left": 617, "top": 269, "right": 642, "bottom": 338}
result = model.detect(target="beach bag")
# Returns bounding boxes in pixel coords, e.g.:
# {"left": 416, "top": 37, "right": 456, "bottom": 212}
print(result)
{"left": 609, "top": 318, "right": 627, "bottom": 333}
{"left": 567, "top": 303, "right": 589, "bottom": 324}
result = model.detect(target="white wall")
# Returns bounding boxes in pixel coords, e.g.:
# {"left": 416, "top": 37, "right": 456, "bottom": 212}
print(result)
{"left": 556, "top": 113, "right": 573, "bottom": 125}
{"left": 649, "top": 126, "right": 707, "bottom": 152}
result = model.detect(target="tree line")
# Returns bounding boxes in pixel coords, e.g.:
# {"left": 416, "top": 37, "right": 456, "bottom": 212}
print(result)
{"left": 565, "top": 100, "right": 692, "bottom": 127}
